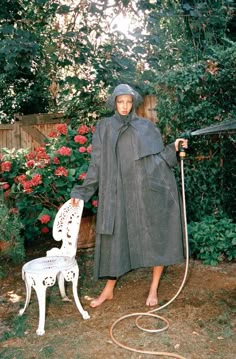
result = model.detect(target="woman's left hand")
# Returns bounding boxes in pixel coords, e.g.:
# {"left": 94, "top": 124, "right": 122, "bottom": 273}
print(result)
{"left": 175, "top": 138, "right": 188, "bottom": 152}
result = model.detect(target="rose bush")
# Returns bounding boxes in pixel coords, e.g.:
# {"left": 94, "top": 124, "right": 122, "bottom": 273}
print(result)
{"left": 0, "top": 122, "right": 98, "bottom": 242}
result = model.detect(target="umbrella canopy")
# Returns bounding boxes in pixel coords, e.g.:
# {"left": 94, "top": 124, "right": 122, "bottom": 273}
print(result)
{"left": 190, "top": 119, "right": 236, "bottom": 136}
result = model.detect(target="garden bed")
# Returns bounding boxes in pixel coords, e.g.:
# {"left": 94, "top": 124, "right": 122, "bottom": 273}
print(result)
{"left": 0, "top": 239, "right": 235, "bottom": 359}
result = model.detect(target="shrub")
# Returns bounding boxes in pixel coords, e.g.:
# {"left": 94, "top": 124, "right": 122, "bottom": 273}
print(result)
{"left": 0, "top": 122, "right": 98, "bottom": 242}
{"left": 188, "top": 213, "right": 236, "bottom": 266}
{"left": 150, "top": 44, "right": 236, "bottom": 222}
{"left": 0, "top": 193, "right": 25, "bottom": 267}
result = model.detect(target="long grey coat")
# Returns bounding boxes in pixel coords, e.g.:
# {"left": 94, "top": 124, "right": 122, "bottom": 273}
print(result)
{"left": 71, "top": 85, "right": 184, "bottom": 279}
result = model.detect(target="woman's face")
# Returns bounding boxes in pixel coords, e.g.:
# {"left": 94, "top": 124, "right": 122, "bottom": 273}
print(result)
{"left": 116, "top": 95, "right": 133, "bottom": 116}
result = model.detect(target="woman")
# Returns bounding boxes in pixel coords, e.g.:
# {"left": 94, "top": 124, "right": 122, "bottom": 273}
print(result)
{"left": 71, "top": 84, "right": 187, "bottom": 308}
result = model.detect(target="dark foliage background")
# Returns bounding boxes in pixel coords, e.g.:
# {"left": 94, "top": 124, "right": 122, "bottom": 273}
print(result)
{"left": 0, "top": 0, "right": 235, "bottom": 264}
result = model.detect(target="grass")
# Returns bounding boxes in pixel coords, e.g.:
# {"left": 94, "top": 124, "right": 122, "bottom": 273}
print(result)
{"left": 1, "top": 315, "right": 28, "bottom": 341}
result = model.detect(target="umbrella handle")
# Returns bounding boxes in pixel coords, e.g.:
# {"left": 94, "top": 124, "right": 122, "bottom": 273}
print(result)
{"left": 178, "top": 140, "right": 187, "bottom": 159}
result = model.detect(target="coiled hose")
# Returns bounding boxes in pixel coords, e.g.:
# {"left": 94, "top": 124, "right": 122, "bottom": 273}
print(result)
{"left": 109, "top": 155, "right": 189, "bottom": 359}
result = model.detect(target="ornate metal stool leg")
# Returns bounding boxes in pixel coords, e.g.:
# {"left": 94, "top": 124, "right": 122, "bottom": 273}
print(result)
{"left": 70, "top": 266, "right": 90, "bottom": 320}
{"left": 34, "top": 274, "right": 56, "bottom": 335}
{"left": 34, "top": 282, "right": 47, "bottom": 335}
{"left": 19, "top": 270, "right": 32, "bottom": 316}
{"left": 57, "top": 272, "right": 71, "bottom": 301}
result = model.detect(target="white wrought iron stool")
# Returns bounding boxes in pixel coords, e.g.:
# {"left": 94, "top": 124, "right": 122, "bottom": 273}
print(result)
{"left": 19, "top": 199, "right": 90, "bottom": 335}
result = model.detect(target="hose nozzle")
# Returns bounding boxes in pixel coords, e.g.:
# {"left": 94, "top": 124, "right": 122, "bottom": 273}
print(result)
{"left": 179, "top": 143, "right": 187, "bottom": 159}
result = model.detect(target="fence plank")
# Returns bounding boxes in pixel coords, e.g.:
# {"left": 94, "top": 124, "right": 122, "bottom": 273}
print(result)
{"left": 136, "top": 95, "right": 157, "bottom": 123}
{"left": 22, "top": 125, "right": 47, "bottom": 145}
{"left": 15, "top": 113, "right": 64, "bottom": 125}
{"left": 13, "top": 122, "right": 21, "bottom": 149}
{"left": 0, "top": 127, "right": 14, "bottom": 149}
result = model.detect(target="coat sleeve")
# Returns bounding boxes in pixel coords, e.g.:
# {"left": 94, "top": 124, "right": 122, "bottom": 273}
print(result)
{"left": 160, "top": 142, "right": 178, "bottom": 168}
{"left": 151, "top": 123, "right": 177, "bottom": 168}
{"left": 71, "top": 123, "right": 101, "bottom": 202}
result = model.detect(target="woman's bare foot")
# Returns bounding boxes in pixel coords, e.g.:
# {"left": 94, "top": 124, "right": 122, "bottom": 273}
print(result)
{"left": 146, "top": 266, "right": 164, "bottom": 306}
{"left": 90, "top": 279, "right": 117, "bottom": 308}
{"left": 146, "top": 289, "right": 158, "bottom": 306}
{"left": 90, "top": 292, "right": 113, "bottom": 308}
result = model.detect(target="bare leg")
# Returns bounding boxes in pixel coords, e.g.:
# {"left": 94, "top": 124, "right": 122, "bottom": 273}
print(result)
{"left": 90, "top": 279, "right": 117, "bottom": 308}
{"left": 146, "top": 266, "right": 164, "bottom": 306}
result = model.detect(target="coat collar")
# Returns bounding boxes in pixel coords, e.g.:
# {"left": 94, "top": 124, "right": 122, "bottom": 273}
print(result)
{"left": 111, "top": 112, "right": 139, "bottom": 131}
{"left": 108, "top": 113, "right": 164, "bottom": 160}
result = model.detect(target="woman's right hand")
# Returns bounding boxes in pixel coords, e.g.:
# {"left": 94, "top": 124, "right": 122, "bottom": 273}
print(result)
{"left": 174, "top": 138, "right": 188, "bottom": 152}
{"left": 71, "top": 198, "right": 80, "bottom": 207}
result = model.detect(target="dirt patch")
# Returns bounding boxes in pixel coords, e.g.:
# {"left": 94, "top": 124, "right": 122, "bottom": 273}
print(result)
{"left": 0, "top": 242, "right": 235, "bottom": 359}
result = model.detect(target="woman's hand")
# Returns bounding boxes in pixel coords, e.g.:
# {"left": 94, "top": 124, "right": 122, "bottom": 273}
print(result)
{"left": 175, "top": 138, "right": 188, "bottom": 152}
{"left": 71, "top": 198, "right": 80, "bottom": 207}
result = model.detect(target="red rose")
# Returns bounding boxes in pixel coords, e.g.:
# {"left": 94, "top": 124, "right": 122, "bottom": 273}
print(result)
{"left": 1, "top": 161, "right": 12, "bottom": 172}
{"left": 56, "top": 124, "right": 68, "bottom": 135}
{"left": 2, "top": 183, "right": 10, "bottom": 190}
{"left": 87, "top": 144, "right": 92, "bottom": 153}
{"left": 57, "top": 146, "right": 72, "bottom": 156}
{"left": 31, "top": 174, "right": 42, "bottom": 186}
{"left": 25, "top": 152, "right": 35, "bottom": 160}
{"left": 22, "top": 180, "right": 33, "bottom": 193}
{"left": 35, "top": 146, "right": 46, "bottom": 154}
{"left": 48, "top": 131, "right": 58, "bottom": 138}
{"left": 78, "top": 172, "right": 87, "bottom": 180}
{"left": 77, "top": 125, "right": 90, "bottom": 135}
{"left": 54, "top": 166, "right": 68, "bottom": 176}
{"left": 74, "top": 135, "right": 87, "bottom": 144}
{"left": 53, "top": 157, "right": 60, "bottom": 164}
{"left": 41, "top": 227, "right": 49, "bottom": 234}
{"left": 15, "top": 174, "right": 27, "bottom": 184}
{"left": 39, "top": 214, "right": 51, "bottom": 224}
{"left": 78, "top": 147, "right": 86, "bottom": 153}
{"left": 92, "top": 200, "right": 98, "bottom": 207}
{"left": 26, "top": 160, "right": 35, "bottom": 167}
{"left": 35, "top": 148, "right": 49, "bottom": 161}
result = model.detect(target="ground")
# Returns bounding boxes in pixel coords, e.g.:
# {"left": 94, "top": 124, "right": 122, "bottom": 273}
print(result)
{"left": 0, "top": 239, "right": 235, "bottom": 359}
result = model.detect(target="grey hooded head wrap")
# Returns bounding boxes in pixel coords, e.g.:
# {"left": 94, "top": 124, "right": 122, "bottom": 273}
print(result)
{"left": 106, "top": 84, "right": 143, "bottom": 111}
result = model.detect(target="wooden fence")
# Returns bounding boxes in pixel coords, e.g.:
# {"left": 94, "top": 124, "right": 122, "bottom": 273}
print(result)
{"left": 0, "top": 96, "right": 157, "bottom": 152}
{"left": 0, "top": 113, "right": 64, "bottom": 152}
{"left": 136, "top": 95, "right": 157, "bottom": 123}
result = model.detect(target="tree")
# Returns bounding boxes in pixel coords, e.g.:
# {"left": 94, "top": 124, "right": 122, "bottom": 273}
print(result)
{"left": 0, "top": 0, "right": 146, "bottom": 122}
{"left": 0, "top": 0, "right": 56, "bottom": 122}
{"left": 0, "top": 0, "right": 234, "bottom": 124}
